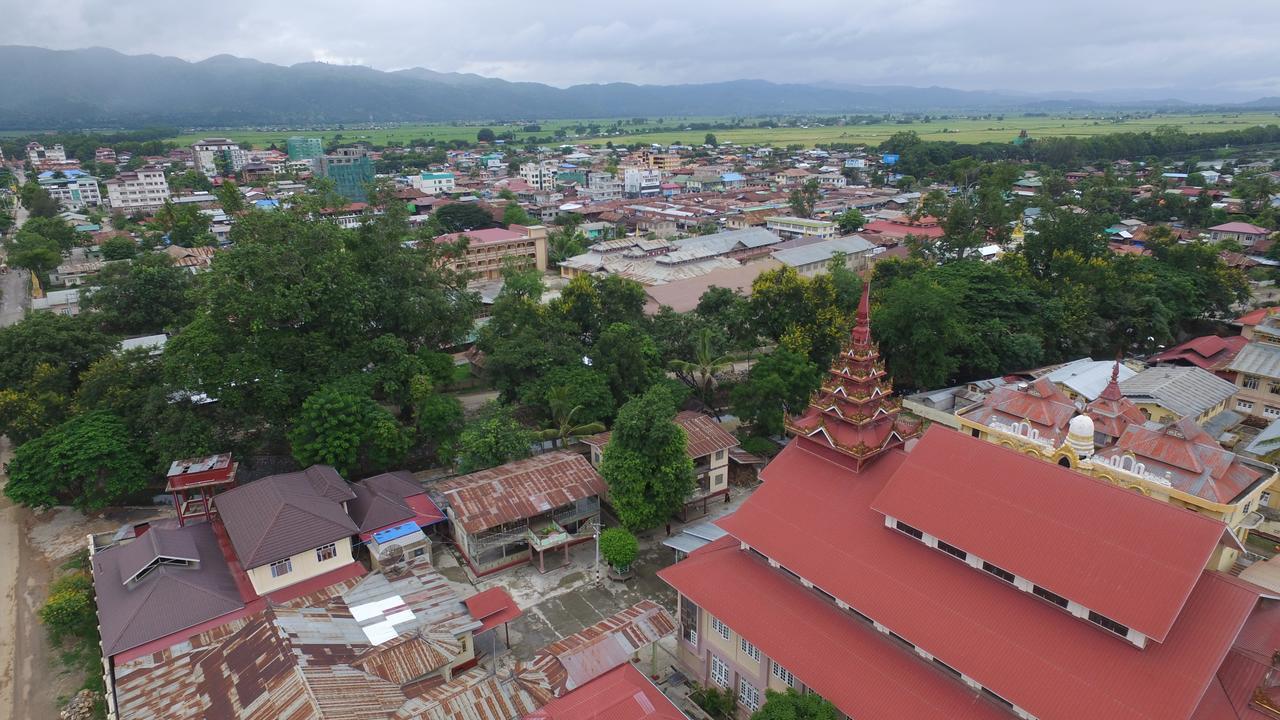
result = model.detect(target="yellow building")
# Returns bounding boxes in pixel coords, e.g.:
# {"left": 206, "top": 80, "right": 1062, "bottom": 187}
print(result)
{"left": 958, "top": 363, "right": 1277, "bottom": 571}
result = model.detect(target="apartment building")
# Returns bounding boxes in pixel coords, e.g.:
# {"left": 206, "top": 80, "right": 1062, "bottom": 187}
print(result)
{"left": 26, "top": 141, "right": 67, "bottom": 166}
{"left": 190, "top": 138, "right": 240, "bottom": 176}
{"left": 434, "top": 224, "right": 548, "bottom": 280}
{"left": 105, "top": 166, "right": 171, "bottom": 214}
{"left": 38, "top": 170, "right": 102, "bottom": 209}
{"left": 765, "top": 215, "right": 838, "bottom": 240}
{"left": 285, "top": 136, "right": 324, "bottom": 161}
{"left": 519, "top": 160, "right": 560, "bottom": 192}
{"left": 583, "top": 171, "right": 623, "bottom": 202}
{"left": 317, "top": 147, "right": 375, "bottom": 201}
{"left": 411, "top": 171, "right": 457, "bottom": 195}
{"left": 623, "top": 167, "right": 663, "bottom": 197}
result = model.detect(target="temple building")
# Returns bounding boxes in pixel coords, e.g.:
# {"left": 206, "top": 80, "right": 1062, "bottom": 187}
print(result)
{"left": 659, "top": 282, "right": 1280, "bottom": 720}
{"left": 958, "top": 361, "right": 1278, "bottom": 570}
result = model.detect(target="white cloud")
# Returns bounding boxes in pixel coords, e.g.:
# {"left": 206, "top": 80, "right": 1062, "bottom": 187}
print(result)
{"left": 0, "top": 0, "right": 1275, "bottom": 99}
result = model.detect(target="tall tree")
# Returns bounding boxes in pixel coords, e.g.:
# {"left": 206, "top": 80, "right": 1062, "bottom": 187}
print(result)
{"left": 669, "top": 327, "right": 732, "bottom": 417}
{"left": 788, "top": 179, "right": 821, "bottom": 218}
{"left": 455, "top": 402, "right": 536, "bottom": 473}
{"left": 86, "top": 252, "right": 192, "bottom": 335}
{"left": 730, "top": 347, "right": 820, "bottom": 438}
{"left": 288, "top": 382, "right": 413, "bottom": 476}
{"left": 534, "top": 386, "right": 607, "bottom": 447}
{"left": 3, "top": 410, "right": 149, "bottom": 511}
{"left": 591, "top": 322, "right": 665, "bottom": 407}
{"left": 600, "top": 385, "right": 695, "bottom": 530}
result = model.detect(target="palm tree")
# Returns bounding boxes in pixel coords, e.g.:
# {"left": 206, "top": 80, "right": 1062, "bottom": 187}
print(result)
{"left": 669, "top": 328, "right": 732, "bottom": 418}
{"left": 535, "top": 386, "right": 606, "bottom": 448}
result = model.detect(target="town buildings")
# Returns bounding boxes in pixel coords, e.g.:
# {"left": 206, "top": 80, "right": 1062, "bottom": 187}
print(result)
{"left": 1209, "top": 221, "right": 1272, "bottom": 247}
{"left": 519, "top": 160, "right": 560, "bottom": 192}
{"left": 661, "top": 284, "right": 1280, "bottom": 720}
{"left": 434, "top": 224, "right": 549, "bottom": 280}
{"left": 191, "top": 138, "right": 241, "bottom": 176}
{"left": 38, "top": 169, "right": 101, "bottom": 209}
{"left": 318, "top": 147, "right": 376, "bottom": 201}
{"left": 26, "top": 141, "right": 67, "bottom": 168}
{"left": 765, "top": 215, "right": 837, "bottom": 240}
{"left": 105, "top": 166, "right": 170, "bottom": 214}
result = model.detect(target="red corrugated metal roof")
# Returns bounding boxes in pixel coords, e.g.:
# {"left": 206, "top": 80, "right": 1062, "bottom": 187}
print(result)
{"left": 524, "top": 664, "right": 685, "bottom": 720}
{"left": 582, "top": 411, "right": 739, "bottom": 460}
{"left": 433, "top": 452, "right": 606, "bottom": 534}
{"left": 871, "top": 426, "right": 1226, "bottom": 641}
{"left": 466, "top": 587, "right": 523, "bottom": 634}
{"left": 703, "top": 435, "right": 1260, "bottom": 720}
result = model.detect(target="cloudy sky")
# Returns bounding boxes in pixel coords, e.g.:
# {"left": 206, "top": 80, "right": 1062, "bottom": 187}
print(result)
{"left": 3, "top": 0, "right": 1277, "bottom": 100}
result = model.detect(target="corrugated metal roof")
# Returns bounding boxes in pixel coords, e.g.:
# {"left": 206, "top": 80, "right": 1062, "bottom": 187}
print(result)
{"left": 698, "top": 432, "right": 1260, "bottom": 720}
{"left": 583, "top": 411, "right": 738, "bottom": 459}
{"left": 872, "top": 427, "right": 1226, "bottom": 641}
{"left": 1120, "top": 366, "right": 1239, "bottom": 419}
{"left": 771, "top": 234, "right": 875, "bottom": 267}
{"left": 1228, "top": 342, "right": 1280, "bottom": 379}
{"left": 1045, "top": 358, "right": 1136, "bottom": 401}
{"left": 432, "top": 452, "right": 605, "bottom": 534}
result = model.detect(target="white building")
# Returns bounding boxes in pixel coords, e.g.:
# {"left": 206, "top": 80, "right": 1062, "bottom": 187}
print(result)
{"left": 39, "top": 172, "right": 102, "bottom": 210}
{"left": 105, "top": 166, "right": 171, "bottom": 214}
{"left": 191, "top": 138, "right": 240, "bottom": 176}
{"left": 26, "top": 142, "right": 67, "bottom": 166}
{"left": 411, "top": 172, "right": 457, "bottom": 195}
{"left": 584, "top": 171, "right": 623, "bottom": 202}
{"left": 623, "top": 167, "right": 663, "bottom": 197}
{"left": 765, "top": 215, "right": 837, "bottom": 240}
{"left": 518, "top": 161, "right": 559, "bottom": 192}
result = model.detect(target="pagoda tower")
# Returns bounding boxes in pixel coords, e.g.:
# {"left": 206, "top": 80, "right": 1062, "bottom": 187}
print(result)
{"left": 785, "top": 281, "right": 922, "bottom": 470}
{"left": 1084, "top": 358, "right": 1146, "bottom": 443}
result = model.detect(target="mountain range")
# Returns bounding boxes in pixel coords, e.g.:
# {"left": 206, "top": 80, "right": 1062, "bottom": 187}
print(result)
{"left": 2, "top": 45, "right": 1276, "bottom": 129}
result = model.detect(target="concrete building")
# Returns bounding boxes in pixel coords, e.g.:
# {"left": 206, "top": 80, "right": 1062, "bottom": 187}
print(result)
{"left": 410, "top": 171, "right": 456, "bottom": 195}
{"left": 317, "top": 147, "right": 375, "bottom": 201}
{"left": 518, "top": 160, "right": 560, "bottom": 192}
{"left": 285, "top": 136, "right": 323, "bottom": 161}
{"left": 771, "top": 235, "right": 877, "bottom": 276}
{"left": 26, "top": 141, "right": 67, "bottom": 166}
{"left": 105, "top": 166, "right": 171, "bottom": 214}
{"left": 765, "top": 216, "right": 837, "bottom": 240}
{"left": 433, "top": 225, "right": 548, "bottom": 281}
{"left": 583, "top": 171, "right": 623, "bottom": 202}
{"left": 190, "top": 138, "right": 240, "bottom": 176}
{"left": 622, "top": 167, "right": 663, "bottom": 198}
{"left": 30, "top": 288, "right": 86, "bottom": 316}
{"left": 1209, "top": 222, "right": 1272, "bottom": 247}
{"left": 38, "top": 170, "right": 102, "bottom": 209}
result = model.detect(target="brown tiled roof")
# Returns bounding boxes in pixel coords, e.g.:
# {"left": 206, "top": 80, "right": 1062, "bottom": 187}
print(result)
{"left": 92, "top": 523, "right": 244, "bottom": 657}
{"left": 214, "top": 466, "right": 359, "bottom": 568}
{"left": 431, "top": 452, "right": 605, "bottom": 534}
{"left": 582, "top": 411, "right": 739, "bottom": 460}
{"left": 348, "top": 483, "right": 415, "bottom": 534}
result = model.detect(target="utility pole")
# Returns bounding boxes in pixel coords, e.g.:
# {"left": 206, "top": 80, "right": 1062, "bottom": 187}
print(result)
{"left": 592, "top": 521, "right": 601, "bottom": 585}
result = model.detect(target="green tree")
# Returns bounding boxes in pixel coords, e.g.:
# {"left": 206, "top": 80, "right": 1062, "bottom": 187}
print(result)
{"left": 40, "top": 571, "right": 97, "bottom": 648}
{"left": 592, "top": 322, "right": 665, "bottom": 407}
{"left": 3, "top": 410, "right": 149, "bottom": 510}
{"left": 411, "top": 376, "right": 465, "bottom": 462}
{"left": 788, "top": 179, "right": 821, "bottom": 218}
{"left": 669, "top": 327, "right": 732, "bottom": 417}
{"left": 0, "top": 312, "right": 116, "bottom": 390}
{"left": 288, "top": 382, "right": 413, "bottom": 476}
{"left": 432, "top": 203, "right": 498, "bottom": 234}
{"left": 600, "top": 385, "right": 695, "bottom": 530}
{"left": 99, "top": 235, "right": 137, "bottom": 260}
{"left": 519, "top": 365, "right": 615, "bottom": 426}
{"left": 216, "top": 179, "right": 245, "bottom": 213}
{"left": 455, "top": 402, "right": 536, "bottom": 473}
{"left": 477, "top": 128, "right": 497, "bottom": 143}
{"left": 534, "top": 385, "right": 607, "bottom": 447}
{"left": 21, "top": 217, "right": 80, "bottom": 252}
{"left": 835, "top": 208, "right": 866, "bottom": 233}
{"left": 502, "top": 202, "right": 533, "bottom": 227}
{"left": 153, "top": 200, "right": 214, "bottom": 247}
{"left": 872, "top": 274, "right": 966, "bottom": 389}
{"left": 86, "top": 252, "right": 192, "bottom": 335}
{"left": 751, "top": 688, "right": 839, "bottom": 720}
{"left": 704, "top": 133, "right": 718, "bottom": 147}
{"left": 598, "top": 527, "right": 638, "bottom": 571}
{"left": 4, "top": 231, "right": 61, "bottom": 275}
{"left": 731, "top": 348, "right": 820, "bottom": 437}
{"left": 19, "top": 182, "right": 60, "bottom": 217}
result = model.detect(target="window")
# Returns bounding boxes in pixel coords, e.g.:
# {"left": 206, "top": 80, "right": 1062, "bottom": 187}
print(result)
{"left": 936, "top": 540, "right": 967, "bottom": 561}
{"left": 1088, "top": 611, "right": 1130, "bottom": 637}
{"left": 712, "top": 616, "right": 731, "bottom": 641}
{"left": 1245, "top": 376, "right": 1261, "bottom": 390}
{"left": 740, "top": 637, "right": 761, "bottom": 662}
{"left": 1239, "top": 400, "right": 1256, "bottom": 412}
{"left": 710, "top": 655, "right": 730, "bottom": 687}
{"left": 1270, "top": 383, "right": 1280, "bottom": 396}
{"left": 681, "top": 598, "right": 700, "bottom": 645}
{"left": 894, "top": 521, "right": 924, "bottom": 540}
{"left": 269, "top": 558, "right": 292, "bottom": 578}
{"left": 933, "top": 657, "right": 961, "bottom": 678}
{"left": 771, "top": 661, "right": 796, "bottom": 687}
{"left": 413, "top": 548, "right": 426, "bottom": 558}
{"left": 739, "top": 678, "right": 761, "bottom": 712}
{"left": 315, "top": 543, "right": 337, "bottom": 562}
{"left": 1267, "top": 406, "right": 1280, "bottom": 419}
{"left": 982, "top": 562, "right": 1016, "bottom": 584}
{"left": 1263, "top": 491, "right": 1272, "bottom": 506}
{"left": 715, "top": 450, "right": 725, "bottom": 461}
{"left": 1033, "top": 585, "right": 1069, "bottom": 609}
{"left": 982, "top": 688, "right": 1015, "bottom": 710}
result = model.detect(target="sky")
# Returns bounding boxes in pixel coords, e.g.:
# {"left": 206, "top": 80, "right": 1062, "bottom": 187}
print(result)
{"left": 3, "top": 0, "right": 1278, "bottom": 101}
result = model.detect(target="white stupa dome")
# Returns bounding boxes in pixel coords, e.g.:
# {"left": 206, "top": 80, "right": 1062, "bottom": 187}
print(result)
{"left": 1067, "top": 414, "right": 1095, "bottom": 458}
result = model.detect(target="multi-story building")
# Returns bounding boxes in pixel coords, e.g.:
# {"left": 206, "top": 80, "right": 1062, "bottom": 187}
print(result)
{"left": 105, "top": 166, "right": 171, "bottom": 214}
{"left": 519, "top": 160, "right": 560, "bottom": 192}
{"left": 190, "top": 138, "right": 240, "bottom": 176}
{"left": 285, "top": 136, "right": 324, "bottom": 161}
{"left": 660, "top": 284, "right": 1280, "bottom": 720}
{"left": 765, "top": 215, "right": 837, "bottom": 240}
{"left": 958, "top": 361, "right": 1276, "bottom": 571}
{"left": 622, "top": 167, "right": 663, "bottom": 197}
{"left": 583, "top": 171, "right": 623, "bottom": 202}
{"left": 38, "top": 170, "right": 102, "bottom": 209}
{"left": 411, "top": 171, "right": 456, "bottom": 195}
{"left": 26, "top": 142, "right": 66, "bottom": 167}
{"left": 433, "top": 224, "right": 548, "bottom": 280}
{"left": 583, "top": 411, "right": 740, "bottom": 520}
{"left": 94, "top": 147, "right": 117, "bottom": 165}
{"left": 1227, "top": 316, "right": 1280, "bottom": 423}
{"left": 317, "top": 147, "right": 375, "bottom": 201}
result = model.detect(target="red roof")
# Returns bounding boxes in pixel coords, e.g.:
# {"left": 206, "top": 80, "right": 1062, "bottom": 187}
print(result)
{"left": 435, "top": 228, "right": 527, "bottom": 246}
{"left": 1235, "top": 307, "right": 1280, "bottom": 327}
{"left": 870, "top": 427, "right": 1227, "bottom": 641}
{"left": 465, "top": 587, "right": 523, "bottom": 634}
{"left": 432, "top": 452, "right": 606, "bottom": 534}
{"left": 1150, "top": 335, "right": 1248, "bottom": 372}
{"left": 1211, "top": 222, "right": 1271, "bottom": 235}
{"left": 692, "top": 433, "right": 1260, "bottom": 720}
{"left": 862, "top": 220, "right": 945, "bottom": 239}
{"left": 524, "top": 663, "right": 686, "bottom": 720}
{"left": 962, "top": 377, "right": 1077, "bottom": 444}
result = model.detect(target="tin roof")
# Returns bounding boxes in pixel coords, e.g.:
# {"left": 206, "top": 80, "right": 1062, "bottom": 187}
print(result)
{"left": 432, "top": 452, "right": 605, "bottom": 534}
{"left": 1120, "top": 365, "right": 1239, "bottom": 419}
{"left": 1227, "top": 342, "right": 1280, "bottom": 380}
{"left": 582, "top": 411, "right": 738, "bottom": 459}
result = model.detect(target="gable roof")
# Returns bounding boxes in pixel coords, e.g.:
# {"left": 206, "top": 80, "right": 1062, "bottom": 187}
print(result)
{"left": 214, "top": 466, "right": 359, "bottom": 568}
{"left": 431, "top": 452, "right": 605, "bottom": 534}
{"left": 1211, "top": 222, "right": 1271, "bottom": 234}
{"left": 962, "top": 377, "right": 1077, "bottom": 443}
{"left": 1228, "top": 342, "right": 1280, "bottom": 380}
{"left": 1120, "top": 365, "right": 1240, "bottom": 419}
{"left": 871, "top": 426, "right": 1228, "bottom": 641}
{"left": 1097, "top": 418, "right": 1269, "bottom": 505}
{"left": 93, "top": 523, "right": 244, "bottom": 657}
{"left": 1149, "top": 335, "right": 1248, "bottom": 372}
{"left": 1045, "top": 358, "right": 1137, "bottom": 401}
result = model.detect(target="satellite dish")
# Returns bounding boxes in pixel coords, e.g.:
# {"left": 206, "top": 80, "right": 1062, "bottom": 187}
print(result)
{"left": 380, "top": 543, "right": 404, "bottom": 563}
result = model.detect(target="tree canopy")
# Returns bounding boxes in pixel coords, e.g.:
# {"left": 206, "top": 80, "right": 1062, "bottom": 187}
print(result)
{"left": 600, "top": 385, "right": 694, "bottom": 530}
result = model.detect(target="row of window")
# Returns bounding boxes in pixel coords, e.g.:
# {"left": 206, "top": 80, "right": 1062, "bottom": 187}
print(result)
{"left": 893, "top": 520, "right": 1132, "bottom": 640}
{"left": 269, "top": 542, "right": 339, "bottom": 578}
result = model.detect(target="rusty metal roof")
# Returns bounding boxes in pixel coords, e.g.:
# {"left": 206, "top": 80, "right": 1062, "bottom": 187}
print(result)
{"left": 582, "top": 411, "right": 739, "bottom": 460}
{"left": 431, "top": 452, "right": 605, "bottom": 534}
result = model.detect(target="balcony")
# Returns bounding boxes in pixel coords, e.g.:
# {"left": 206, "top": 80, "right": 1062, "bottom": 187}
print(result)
{"left": 525, "top": 519, "right": 570, "bottom": 552}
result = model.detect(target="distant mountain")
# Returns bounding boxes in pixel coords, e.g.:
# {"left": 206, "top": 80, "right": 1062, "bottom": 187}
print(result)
{"left": 0, "top": 46, "right": 1271, "bottom": 129}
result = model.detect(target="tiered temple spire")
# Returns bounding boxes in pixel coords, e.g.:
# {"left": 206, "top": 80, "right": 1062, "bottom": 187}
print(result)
{"left": 785, "top": 281, "right": 922, "bottom": 470}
